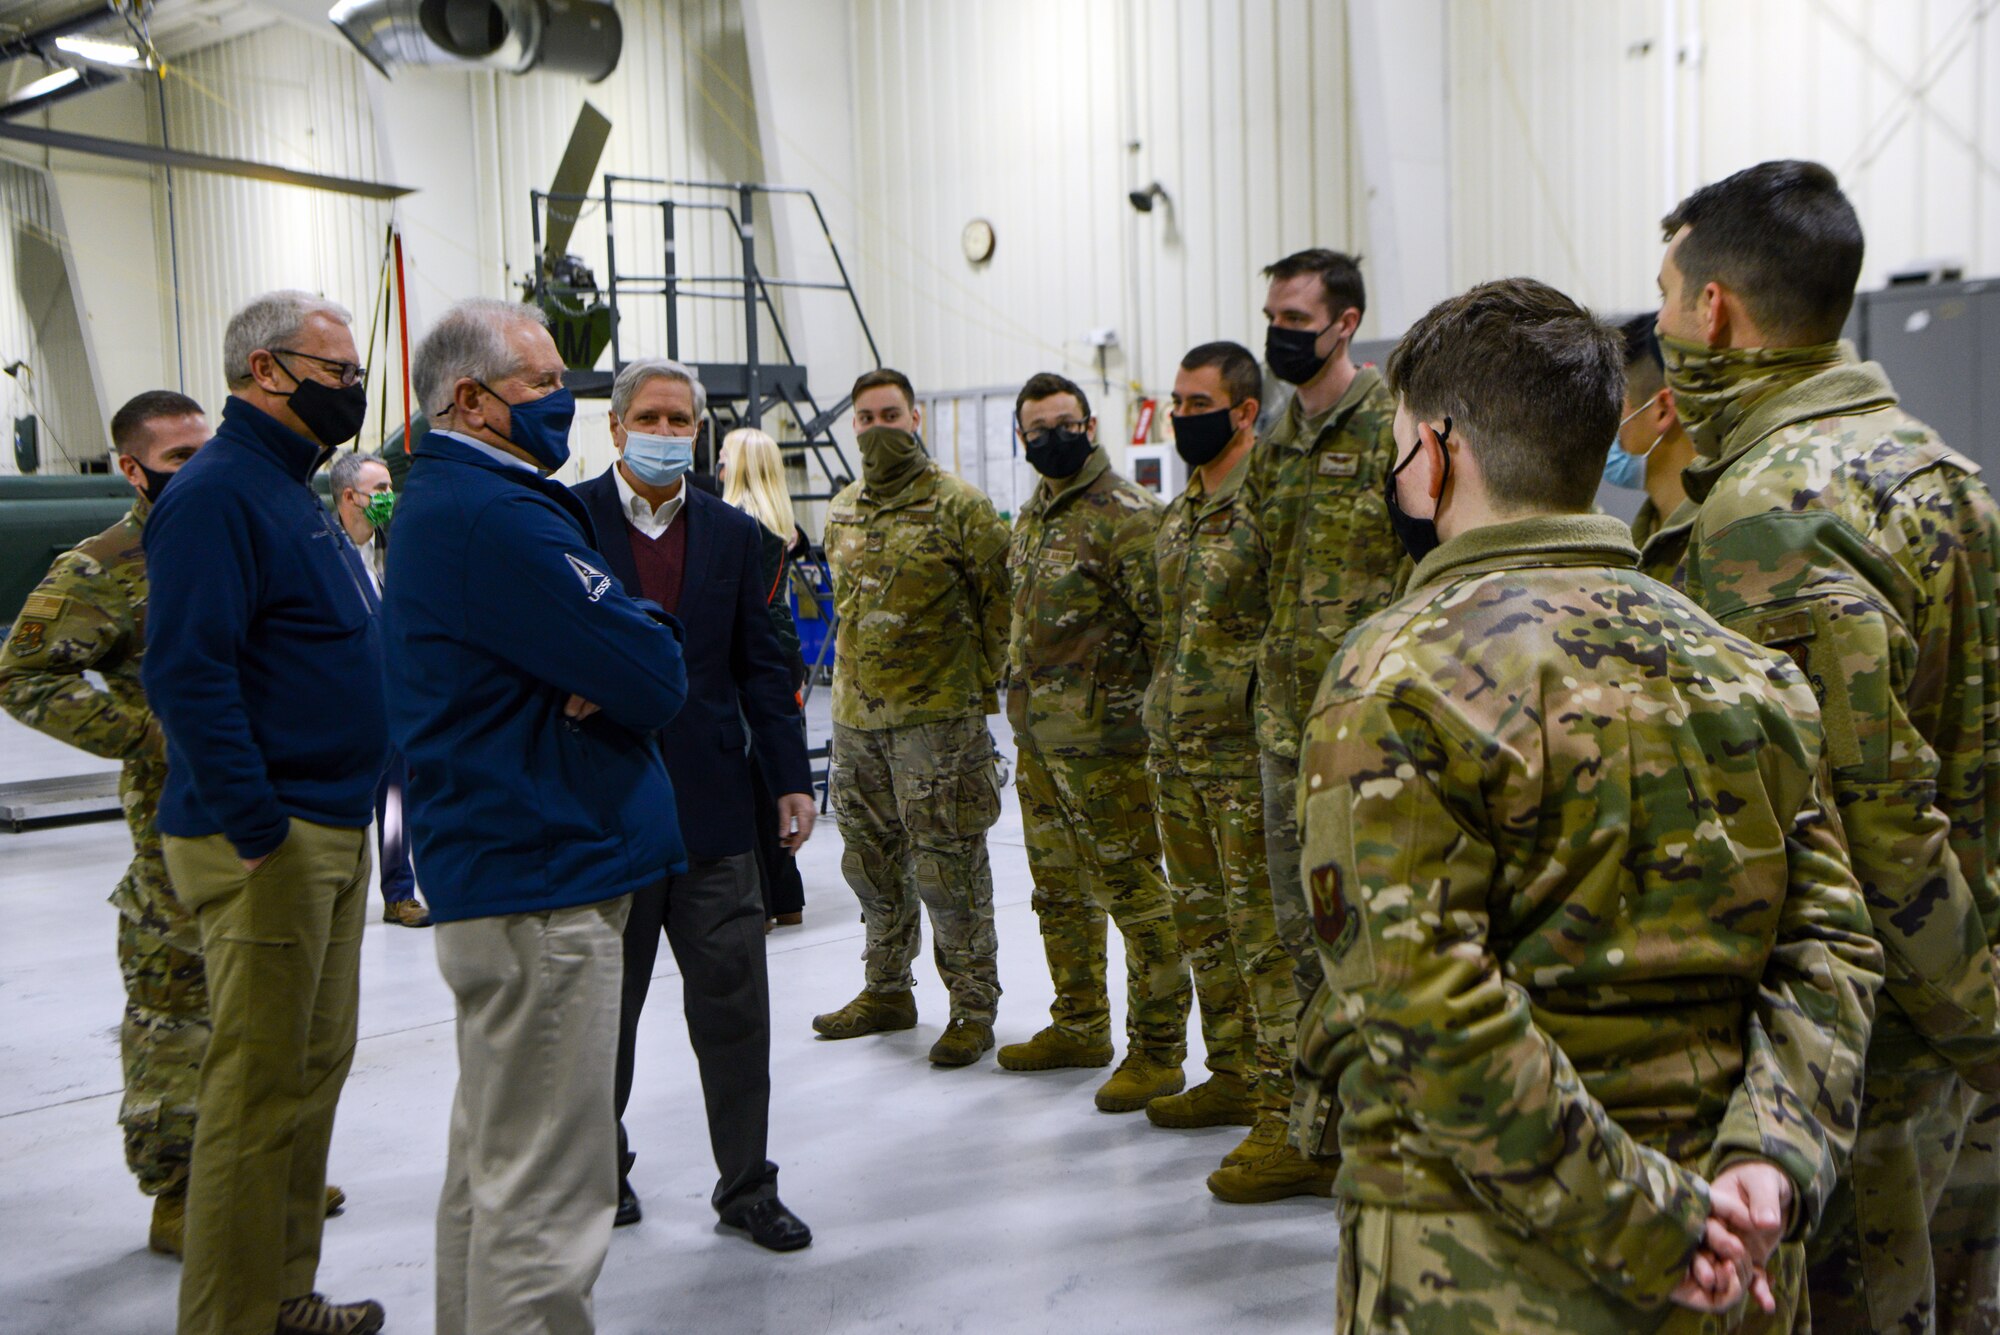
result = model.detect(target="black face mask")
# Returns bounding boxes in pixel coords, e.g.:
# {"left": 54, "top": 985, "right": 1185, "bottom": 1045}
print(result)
{"left": 1265, "top": 322, "right": 1335, "bottom": 386}
{"left": 274, "top": 356, "right": 368, "bottom": 453}
{"left": 1022, "top": 427, "right": 1093, "bottom": 479}
{"left": 1384, "top": 416, "right": 1451, "bottom": 563}
{"left": 134, "top": 462, "right": 177, "bottom": 504}
{"left": 1172, "top": 406, "right": 1237, "bottom": 468}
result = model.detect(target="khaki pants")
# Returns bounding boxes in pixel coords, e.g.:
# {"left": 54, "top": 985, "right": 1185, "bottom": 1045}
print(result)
{"left": 163, "top": 819, "right": 370, "bottom": 1335}
{"left": 435, "top": 895, "right": 631, "bottom": 1335}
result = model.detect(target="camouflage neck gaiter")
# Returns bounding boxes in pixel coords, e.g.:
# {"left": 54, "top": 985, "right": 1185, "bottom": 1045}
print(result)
{"left": 859, "top": 427, "right": 929, "bottom": 495}
{"left": 1657, "top": 330, "right": 1843, "bottom": 460}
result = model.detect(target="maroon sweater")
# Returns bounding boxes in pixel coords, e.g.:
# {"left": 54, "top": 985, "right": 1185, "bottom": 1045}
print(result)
{"left": 625, "top": 510, "right": 688, "bottom": 615}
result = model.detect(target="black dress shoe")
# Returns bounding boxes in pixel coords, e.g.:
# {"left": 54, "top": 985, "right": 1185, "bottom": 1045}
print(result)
{"left": 718, "top": 1197, "right": 811, "bottom": 1252}
{"left": 615, "top": 1179, "right": 642, "bottom": 1228}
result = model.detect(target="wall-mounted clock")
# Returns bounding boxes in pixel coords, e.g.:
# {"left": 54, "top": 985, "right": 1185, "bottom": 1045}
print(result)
{"left": 962, "top": 217, "right": 995, "bottom": 264}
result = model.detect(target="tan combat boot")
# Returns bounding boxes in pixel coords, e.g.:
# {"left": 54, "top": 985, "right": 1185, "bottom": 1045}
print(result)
{"left": 997, "top": 1026, "right": 1113, "bottom": 1072}
{"left": 1094, "top": 1054, "right": 1186, "bottom": 1112}
{"left": 325, "top": 1184, "right": 346, "bottom": 1215}
{"left": 1206, "top": 1142, "right": 1340, "bottom": 1203}
{"left": 928, "top": 1018, "right": 995, "bottom": 1067}
{"left": 275, "top": 1292, "right": 386, "bottom": 1334}
{"left": 149, "top": 1190, "right": 186, "bottom": 1256}
{"left": 812, "top": 989, "right": 917, "bottom": 1039}
{"left": 1220, "top": 1115, "right": 1288, "bottom": 1166}
{"left": 1145, "top": 1072, "right": 1256, "bottom": 1128}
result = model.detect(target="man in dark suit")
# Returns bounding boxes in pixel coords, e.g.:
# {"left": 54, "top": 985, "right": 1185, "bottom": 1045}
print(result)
{"left": 576, "top": 357, "right": 817, "bottom": 1253}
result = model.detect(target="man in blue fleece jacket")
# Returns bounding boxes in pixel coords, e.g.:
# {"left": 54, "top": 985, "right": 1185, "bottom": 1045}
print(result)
{"left": 143, "top": 290, "right": 388, "bottom": 1335}
{"left": 384, "top": 298, "right": 688, "bottom": 1335}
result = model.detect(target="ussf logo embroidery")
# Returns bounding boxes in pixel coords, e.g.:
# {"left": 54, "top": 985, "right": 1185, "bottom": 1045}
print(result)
{"left": 565, "top": 553, "right": 613, "bottom": 603}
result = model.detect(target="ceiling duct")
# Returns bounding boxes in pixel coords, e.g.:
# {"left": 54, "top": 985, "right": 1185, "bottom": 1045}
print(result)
{"left": 328, "top": 0, "right": 620, "bottom": 82}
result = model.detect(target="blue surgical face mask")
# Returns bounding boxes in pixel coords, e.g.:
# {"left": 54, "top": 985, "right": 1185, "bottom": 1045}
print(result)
{"left": 481, "top": 381, "right": 576, "bottom": 473}
{"left": 1602, "top": 405, "right": 1658, "bottom": 492}
{"left": 622, "top": 431, "right": 696, "bottom": 487}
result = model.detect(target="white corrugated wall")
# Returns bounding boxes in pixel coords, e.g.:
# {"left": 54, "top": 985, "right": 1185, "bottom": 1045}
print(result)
{"left": 157, "top": 24, "right": 391, "bottom": 406}
{"left": 1449, "top": 0, "right": 2000, "bottom": 315}
{"left": 849, "top": 0, "right": 1367, "bottom": 424}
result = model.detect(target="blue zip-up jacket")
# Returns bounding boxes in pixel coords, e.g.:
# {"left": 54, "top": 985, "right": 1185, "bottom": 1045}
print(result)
{"left": 143, "top": 397, "right": 388, "bottom": 859}
{"left": 382, "top": 432, "right": 688, "bottom": 922}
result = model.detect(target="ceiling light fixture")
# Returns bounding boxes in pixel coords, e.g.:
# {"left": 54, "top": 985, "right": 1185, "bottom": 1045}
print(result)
{"left": 52, "top": 35, "right": 145, "bottom": 66}
{"left": 8, "top": 68, "right": 81, "bottom": 103}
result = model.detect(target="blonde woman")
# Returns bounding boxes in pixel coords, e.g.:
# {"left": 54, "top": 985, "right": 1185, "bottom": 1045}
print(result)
{"left": 720, "top": 427, "right": 811, "bottom": 928}
{"left": 720, "top": 428, "right": 805, "bottom": 557}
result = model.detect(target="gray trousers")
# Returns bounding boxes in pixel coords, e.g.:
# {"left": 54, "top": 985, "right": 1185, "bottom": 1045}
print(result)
{"left": 435, "top": 895, "right": 631, "bottom": 1335}
{"left": 613, "top": 852, "right": 778, "bottom": 1216}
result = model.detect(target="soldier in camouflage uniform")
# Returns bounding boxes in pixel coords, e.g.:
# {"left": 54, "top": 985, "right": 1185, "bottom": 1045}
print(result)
{"left": 1143, "top": 342, "right": 1326, "bottom": 1201}
{"left": 0, "top": 395, "right": 348, "bottom": 1261}
{"left": 1246, "top": 249, "right": 1403, "bottom": 1018}
{"left": 812, "top": 369, "right": 1013, "bottom": 1069}
{"left": 1657, "top": 161, "right": 2000, "bottom": 1334}
{"left": 998, "top": 371, "right": 1191, "bottom": 1112}
{"left": 1609, "top": 313, "right": 1695, "bottom": 563}
{"left": 1299, "top": 278, "right": 1884, "bottom": 1334}
{"left": 0, "top": 393, "right": 209, "bottom": 1256}
{"left": 1240, "top": 252, "right": 1403, "bottom": 1196}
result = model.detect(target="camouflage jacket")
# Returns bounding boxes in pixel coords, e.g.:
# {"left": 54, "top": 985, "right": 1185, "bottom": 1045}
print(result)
{"left": 1296, "top": 514, "right": 1882, "bottom": 1309}
{"left": 1146, "top": 450, "right": 1267, "bottom": 777}
{"left": 1006, "top": 447, "right": 1162, "bottom": 758}
{"left": 1634, "top": 495, "right": 1697, "bottom": 585}
{"left": 826, "top": 464, "right": 1011, "bottom": 731}
{"left": 0, "top": 500, "right": 194, "bottom": 946}
{"left": 1676, "top": 359, "right": 2000, "bottom": 1088}
{"left": 1630, "top": 495, "right": 1665, "bottom": 550}
{"left": 1245, "top": 367, "right": 1405, "bottom": 758}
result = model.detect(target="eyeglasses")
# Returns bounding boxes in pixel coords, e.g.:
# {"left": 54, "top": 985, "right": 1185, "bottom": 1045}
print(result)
{"left": 1020, "top": 419, "right": 1088, "bottom": 445}
{"left": 272, "top": 347, "right": 368, "bottom": 389}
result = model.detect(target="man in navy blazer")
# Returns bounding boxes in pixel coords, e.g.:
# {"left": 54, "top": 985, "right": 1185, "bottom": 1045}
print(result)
{"left": 574, "top": 357, "right": 816, "bottom": 1253}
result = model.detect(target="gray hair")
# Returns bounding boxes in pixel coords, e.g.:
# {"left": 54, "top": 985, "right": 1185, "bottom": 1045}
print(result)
{"left": 612, "top": 358, "right": 706, "bottom": 422}
{"left": 328, "top": 449, "right": 387, "bottom": 500}
{"left": 412, "top": 298, "right": 551, "bottom": 418}
{"left": 223, "top": 290, "right": 353, "bottom": 386}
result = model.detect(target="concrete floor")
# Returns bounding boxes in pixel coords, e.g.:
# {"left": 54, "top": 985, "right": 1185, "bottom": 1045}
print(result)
{"left": 0, "top": 702, "right": 1334, "bottom": 1334}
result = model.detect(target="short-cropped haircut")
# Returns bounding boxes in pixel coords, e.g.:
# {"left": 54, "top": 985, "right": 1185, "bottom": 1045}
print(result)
{"left": 1178, "top": 341, "right": 1261, "bottom": 407}
{"left": 1015, "top": 371, "right": 1091, "bottom": 425}
{"left": 110, "top": 390, "right": 204, "bottom": 455}
{"left": 1386, "top": 277, "right": 1623, "bottom": 513}
{"left": 1661, "top": 159, "right": 1863, "bottom": 345}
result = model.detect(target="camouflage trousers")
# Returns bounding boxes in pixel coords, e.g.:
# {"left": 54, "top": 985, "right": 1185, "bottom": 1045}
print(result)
{"left": 1015, "top": 742, "right": 1190, "bottom": 1058}
{"left": 831, "top": 717, "right": 1004, "bottom": 1023}
{"left": 1336, "top": 1199, "right": 1803, "bottom": 1334}
{"left": 1153, "top": 767, "right": 1294, "bottom": 1116}
{"left": 1807, "top": 1057, "right": 1981, "bottom": 1333}
{"left": 1259, "top": 748, "right": 1324, "bottom": 1009}
{"left": 116, "top": 899, "right": 210, "bottom": 1197}
{"left": 1934, "top": 1090, "right": 2000, "bottom": 1332}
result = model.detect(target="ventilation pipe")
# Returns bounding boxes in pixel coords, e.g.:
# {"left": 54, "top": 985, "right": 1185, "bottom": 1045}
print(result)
{"left": 329, "top": 0, "right": 622, "bottom": 82}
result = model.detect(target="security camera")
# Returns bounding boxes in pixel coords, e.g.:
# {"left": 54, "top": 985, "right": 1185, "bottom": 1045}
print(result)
{"left": 1085, "top": 328, "right": 1119, "bottom": 349}
{"left": 1129, "top": 182, "right": 1168, "bottom": 213}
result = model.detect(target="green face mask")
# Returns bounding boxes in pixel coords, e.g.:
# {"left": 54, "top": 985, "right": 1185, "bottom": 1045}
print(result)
{"left": 857, "top": 426, "right": 929, "bottom": 495}
{"left": 362, "top": 489, "right": 395, "bottom": 531}
{"left": 1656, "top": 328, "right": 1843, "bottom": 459}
